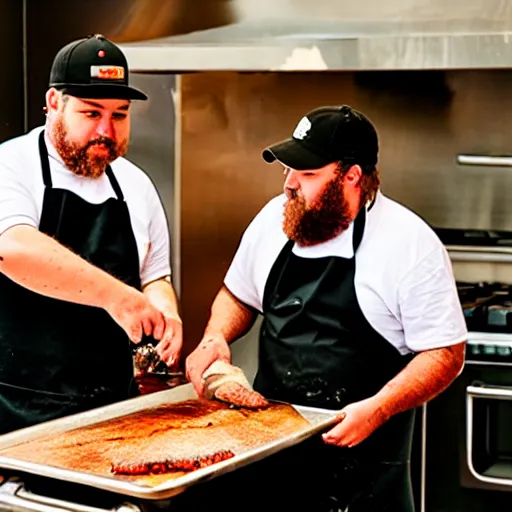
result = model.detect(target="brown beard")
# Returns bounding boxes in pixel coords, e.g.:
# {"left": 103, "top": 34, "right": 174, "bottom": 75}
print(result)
{"left": 283, "top": 174, "right": 352, "bottom": 246}
{"left": 52, "top": 116, "right": 127, "bottom": 179}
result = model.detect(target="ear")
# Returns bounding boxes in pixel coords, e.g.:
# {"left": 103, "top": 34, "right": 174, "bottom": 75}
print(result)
{"left": 344, "top": 164, "right": 363, "bottom": 187}
{"left": 45, "top": 88, "right": 61, "bottom": 114}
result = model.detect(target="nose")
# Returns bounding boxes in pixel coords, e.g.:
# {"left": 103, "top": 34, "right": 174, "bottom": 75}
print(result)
{"left": 284, "top": 168, "right": 299, "bottom": 191}
{"left": 96, "top": 116, "right": 114, "bottom": 139}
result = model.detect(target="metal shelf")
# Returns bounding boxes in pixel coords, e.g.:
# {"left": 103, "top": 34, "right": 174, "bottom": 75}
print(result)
{"left": 118, "top": 18, "right": 512, "bottom": 72}
{"left": 447, "top": 245, "right": 512, "bottom": 263}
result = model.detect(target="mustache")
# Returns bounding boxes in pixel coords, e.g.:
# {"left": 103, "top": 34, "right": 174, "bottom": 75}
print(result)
{"left": 86, "top": 137, "right": 116, "bottom": 151}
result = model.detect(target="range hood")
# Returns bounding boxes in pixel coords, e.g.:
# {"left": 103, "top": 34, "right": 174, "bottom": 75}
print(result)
{"left": 119, "top": 17, "right": 512, "bottom": 72}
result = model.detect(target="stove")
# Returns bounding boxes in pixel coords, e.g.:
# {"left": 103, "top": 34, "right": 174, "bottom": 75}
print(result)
{"left": 435, "top": 226, "right": 512, "bottom": 360}
{"left": 457, "top": 281, "right": 512, "bottom": 333}
{"left": 422, "top": 229, "right": 512, "bottom": 512}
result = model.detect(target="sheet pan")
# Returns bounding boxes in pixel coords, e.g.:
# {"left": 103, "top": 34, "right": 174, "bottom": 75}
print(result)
{"left": 0, "top": 384, "right": 340, "bottom": 500}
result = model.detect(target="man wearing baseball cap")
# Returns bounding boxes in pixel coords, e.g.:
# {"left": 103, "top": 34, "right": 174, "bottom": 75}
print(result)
{"left": 0, "top": 34, "right": 182, "bottom": 434}
{"left": 185, "top": 105, "right": 467, "bottom": 511}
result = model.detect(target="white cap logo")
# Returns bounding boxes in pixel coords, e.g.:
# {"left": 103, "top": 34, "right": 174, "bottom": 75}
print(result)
{"left": 293, "top": 116, "right": 311, "bottom": 140}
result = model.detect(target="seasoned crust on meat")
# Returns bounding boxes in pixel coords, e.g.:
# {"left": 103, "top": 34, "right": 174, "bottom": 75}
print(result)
{"left": 112, "top": 450, "right": 235, "bottom": 475}
{"left": 214, "top": 381, "right": 269, "bottom": 409}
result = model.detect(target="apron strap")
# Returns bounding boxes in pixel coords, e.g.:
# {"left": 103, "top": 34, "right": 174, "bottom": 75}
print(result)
{"left": 352, "top": 193, "right": 377, "bottom": 253}
{"left": 105, "top": 166, "right": 124, "bottom": 201}
{"left": 38, "top": 131, "right": 53, "bottom": 188}
{"left": 352, "top": 207, "right": 366, "bottom": 253}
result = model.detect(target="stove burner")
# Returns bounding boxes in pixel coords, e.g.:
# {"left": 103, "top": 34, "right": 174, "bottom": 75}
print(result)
{"left": 457, "top": 282, "right": 512, "bottom": 333}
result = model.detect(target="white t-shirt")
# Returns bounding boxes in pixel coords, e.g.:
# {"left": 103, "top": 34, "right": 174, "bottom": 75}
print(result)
{"left": 0, "top": 126, "right": 171, "bottom": 287}
{"left": 225, "top": 191, "right": 468, "bottom": 355}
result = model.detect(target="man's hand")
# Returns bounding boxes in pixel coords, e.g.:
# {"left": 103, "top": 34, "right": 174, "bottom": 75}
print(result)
{"left": 185, "top": 334, "right": 231, "bottom": 397}
{"left": 321, "top": 397, "right": 388, "bottom": 448}
{"left": 154, "top": 313, "right": 183, "bottom": 367}
{"left": 142, "top": 278, "right": 183, "bottom": 367}
{"left": 105, "top": 284, "right": 166, "bottom": 344}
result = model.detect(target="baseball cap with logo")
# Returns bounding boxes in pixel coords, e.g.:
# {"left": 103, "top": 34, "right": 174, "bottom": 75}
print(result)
{"left": 49, "top": 34, "right": 147, "bottom": 101}
{"left": 262, "top": 105, "right": 378, "bottom": 171}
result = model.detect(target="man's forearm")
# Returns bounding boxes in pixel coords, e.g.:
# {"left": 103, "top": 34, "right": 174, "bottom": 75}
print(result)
{"left": 203, "top": 285, "right": 256, "bottom": 343}
{"left": 143, "top": 278, "right": 180, "bottom": 318}
{"left": 373, "top": 342, "right": 466, "bottom": 421}
{"left": 0, "top": 225, "right": 126, "bottom": 309}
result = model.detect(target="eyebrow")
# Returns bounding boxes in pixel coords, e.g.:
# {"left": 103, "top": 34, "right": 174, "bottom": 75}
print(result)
{"left": 80, "top": 99, "right": 130, "bottom": 111}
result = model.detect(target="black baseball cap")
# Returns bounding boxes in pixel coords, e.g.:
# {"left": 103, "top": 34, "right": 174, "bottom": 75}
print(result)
{"left": 49, "top": 34, "right": 147, "bottom": 101}
{"left": 262, "top": 105, "right": 378, "bottom": 171}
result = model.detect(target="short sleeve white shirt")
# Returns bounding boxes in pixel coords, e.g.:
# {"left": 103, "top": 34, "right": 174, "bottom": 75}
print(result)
{"left": 0, "top": 126, "right": 171, "bottom": 286}
{"left": 225, "top": 191, "right": 468, "bottom": 354}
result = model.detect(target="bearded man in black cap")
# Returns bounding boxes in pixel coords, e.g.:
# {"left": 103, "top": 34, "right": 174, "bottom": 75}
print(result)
{"left": 185, "top": 105, "right": 467, "bottom": 511}
{"left": 0, "top": 34, "right": 182, "bottom": 434}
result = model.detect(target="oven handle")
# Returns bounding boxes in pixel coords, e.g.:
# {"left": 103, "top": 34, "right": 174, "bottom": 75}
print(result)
{"left": 0, "top": 479, "right": 142, "bottom": 512}
{"left": 466, "top": 384, "right": 512, "bottom": 487}
{"left": 467, "top": 384, "right": 512, "bottom": 400}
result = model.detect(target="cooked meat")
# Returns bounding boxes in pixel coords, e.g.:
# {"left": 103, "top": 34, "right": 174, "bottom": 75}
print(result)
{"left": 0, "top": 400, "right": 311, "bottom": 486}
{"left": 214, "top": 381, "right": 269, "bottom": 409}
{"left": 111, "top": 450, "right": 235, "bottom": 475}
{"left": 202, "top": 361, "right": 270, "bottom": 409}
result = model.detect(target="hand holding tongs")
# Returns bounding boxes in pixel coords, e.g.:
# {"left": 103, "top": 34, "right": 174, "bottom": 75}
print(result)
{"left": 133, "top": 343, "right": 185, "bottom": 379}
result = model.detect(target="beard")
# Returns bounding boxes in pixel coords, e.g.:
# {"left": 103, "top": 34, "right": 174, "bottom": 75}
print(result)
{"left": 52, "top": 116, "right": 127, "bottom": 179}
{"left": 283, "top": 174, "right": 352, "bottom": 246}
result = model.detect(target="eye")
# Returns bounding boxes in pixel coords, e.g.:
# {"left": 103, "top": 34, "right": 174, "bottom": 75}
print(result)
{"left": 112, "top": 112, "right": 128, "bottom": 121}
{"left": 82, "top": 110, "right": 100, "bottom": 118}
{"left": 302, "top": 172, "right": 316, "bottom": 177}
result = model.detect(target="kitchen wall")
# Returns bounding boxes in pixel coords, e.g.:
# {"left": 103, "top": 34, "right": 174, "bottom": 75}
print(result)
{"left": 7, "top": 0, "right": 241, "bottom": 297}
{"left": 0, "top": 0, "right": 24, "bottom": 141}
{"left": 179, "top": 69, "right": 512, "bottom": 370}
{"left": 232, "top": 0, "right": 512, "bottom": 22}
{"left": 4, "top": 0, "right": 512, "bottom": 368}
{"left": 24, "top": 0, "right": 236, "bottom": 130}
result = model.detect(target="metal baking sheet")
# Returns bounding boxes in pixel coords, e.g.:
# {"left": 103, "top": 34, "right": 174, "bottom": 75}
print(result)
{"left": 0, "top": 384, "right": 340, "bottom": 500}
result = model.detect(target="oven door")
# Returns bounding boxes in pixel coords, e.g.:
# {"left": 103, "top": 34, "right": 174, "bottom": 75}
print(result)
{"left": 424, "top": 353, "right": 512, "bottom": 511}
{"left": 465, "top": 383, "right": 512, "bottom": 491}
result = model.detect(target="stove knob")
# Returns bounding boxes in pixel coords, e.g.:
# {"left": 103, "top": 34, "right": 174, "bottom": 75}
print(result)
{"left": 482, "top": 345, "right": 497, "bottom": 356}
{"left": 470, "top": 344, "right": 482, "bottom": 356}
{"left": 497, "top": 346, "right": 511, "bottom": 357}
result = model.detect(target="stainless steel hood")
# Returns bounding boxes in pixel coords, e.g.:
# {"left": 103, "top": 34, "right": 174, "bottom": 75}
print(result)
{"left": 119, "top": 17, "right": 512, "bottom": 72}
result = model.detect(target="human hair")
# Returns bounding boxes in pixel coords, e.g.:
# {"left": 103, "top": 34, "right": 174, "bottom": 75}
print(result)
{"left": 336, "top": 160, "right": 381, "bottom": 208}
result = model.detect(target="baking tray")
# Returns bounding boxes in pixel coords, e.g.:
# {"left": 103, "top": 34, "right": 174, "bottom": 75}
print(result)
{"left": 0, "top": 384, "right": 340, "bottom": 500}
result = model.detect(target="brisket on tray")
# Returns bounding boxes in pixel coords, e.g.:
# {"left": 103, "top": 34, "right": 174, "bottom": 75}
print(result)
{"left": 109, "top": 363, "right": 269, "bottom": 476}
{"left": 112, "top": 449, "right": 235, "bottom": 475}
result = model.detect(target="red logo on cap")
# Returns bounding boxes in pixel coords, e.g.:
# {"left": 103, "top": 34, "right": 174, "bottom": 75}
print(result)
{"left": 98, "top": 50, "right": 106, "bottom": 58}
{"left": 90, "top": 65, "right": 125, "bottom": 80}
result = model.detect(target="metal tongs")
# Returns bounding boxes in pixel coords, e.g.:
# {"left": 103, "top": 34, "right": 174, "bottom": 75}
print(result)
{"left": 133, "top": 343, "right": 185, "bottom": 379}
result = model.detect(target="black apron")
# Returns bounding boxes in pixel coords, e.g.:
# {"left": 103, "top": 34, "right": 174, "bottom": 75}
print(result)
{"left": 0, "top": 131, "right": 140, "bottom": 434}
{"left": 251, "top": 206, "right": 416, "bottom": 512}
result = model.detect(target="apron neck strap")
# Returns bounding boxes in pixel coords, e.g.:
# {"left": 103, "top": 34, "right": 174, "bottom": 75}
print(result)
{"left": 105, "top": 166, "right": 124, "bottom": 200}
{"left": 39, "top": 131, "right": 124, "bottom": 201}
{"left": 352, "top": 193, "right": 377, "bottom": 253}
{"left": 38, "top": 131, "right": 53, "bottom": 188}
{"left": 352, "top": 207, "right": 366, "bottom": 254}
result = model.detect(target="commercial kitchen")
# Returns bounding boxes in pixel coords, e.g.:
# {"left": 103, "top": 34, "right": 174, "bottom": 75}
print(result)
{"left": 1, "top": 0, "right": 512, "bottom": 510}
